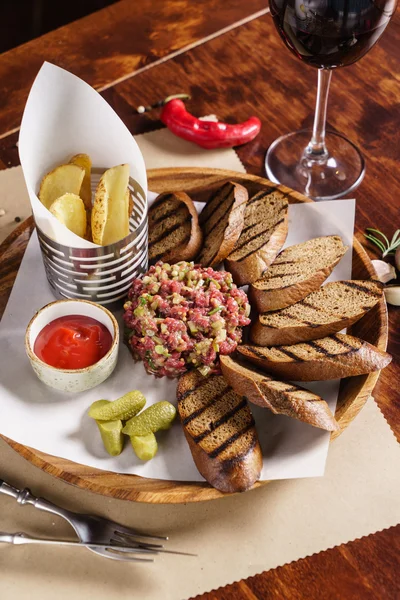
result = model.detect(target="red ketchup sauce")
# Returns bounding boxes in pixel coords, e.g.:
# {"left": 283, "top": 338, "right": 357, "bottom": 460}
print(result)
{"left": 34, "top": 315, "right": 113, "bottom": 370}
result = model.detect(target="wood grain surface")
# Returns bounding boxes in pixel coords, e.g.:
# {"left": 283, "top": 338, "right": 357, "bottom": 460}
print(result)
{"left": 0, "top": 0, "right": 267, "bottom": 138}
{"left": 191, "top": 525, "right": 400, "bottom": 600}
{"left": 0, "top": 168, "right": 387, "bottom": 503}
{"left": 0, "top": 0, "right": 399, "bottom": 597}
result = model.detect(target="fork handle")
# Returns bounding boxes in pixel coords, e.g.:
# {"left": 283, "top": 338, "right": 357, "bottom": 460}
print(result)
{"left": 0, "top": 480, "right": 71, "bottom": 519}
{"left": 0, "top": 480, "right": 20, "bottom": 499}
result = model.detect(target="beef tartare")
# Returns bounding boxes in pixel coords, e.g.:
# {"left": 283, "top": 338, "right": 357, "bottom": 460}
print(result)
{"left": 123, "top": 261, "right": 251, "bottom": 378}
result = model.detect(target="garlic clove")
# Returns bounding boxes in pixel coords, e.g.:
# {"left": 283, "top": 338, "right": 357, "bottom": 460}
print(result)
{"left": 371, "top": 260, "right": 396, "bottom": 284}
{"left": 396, "top": 246, "right": 400, "bottom": 272}
{"left": 384, "top": 285, "right": 400, "bottom": 306}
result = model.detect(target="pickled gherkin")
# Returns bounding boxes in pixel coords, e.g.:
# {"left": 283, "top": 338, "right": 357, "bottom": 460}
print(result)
{"left": 88, "top": 391, "right": 146, "bottom": 421}
{"left": 122, "top": 401, "right": 176, "bottom": 436}
{"left": 91, "top": 400, "right": 124, "bottom": 456}
{"left": 131, "top": 432, "right": 158, "bottom": 461}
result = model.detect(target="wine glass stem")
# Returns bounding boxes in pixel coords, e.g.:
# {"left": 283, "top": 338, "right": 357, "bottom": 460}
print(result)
{"left": 305, "top": 69, "right": 332, "bottom": 160}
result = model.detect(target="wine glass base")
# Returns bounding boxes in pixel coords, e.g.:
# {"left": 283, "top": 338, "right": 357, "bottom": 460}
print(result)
{"left": 265, "top": 129, "right": 366, "bottom": 201}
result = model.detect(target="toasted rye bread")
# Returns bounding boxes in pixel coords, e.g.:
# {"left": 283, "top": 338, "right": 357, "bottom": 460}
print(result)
{"left": 177, "top": 370, "right": 262, "bottom": 493}
{"left": 251, "top": 280, "right": 383, "bottom": 346}
{"left": 225, "top": 189, "right": 289, "bottom": 285}
{"left": 148, "top": 191, "right": 203, "bottom": 263}
{"left": 250, "top": 236, "right": 347, "bottom": 312}
{"left": 220, "top": 355, "right": 339, "bottom": 431}
{"left": 238, "top": 334, "right": 392, "bottom": 381}
{"left": 197, "top": 182, "right": 248, "bottom": 267}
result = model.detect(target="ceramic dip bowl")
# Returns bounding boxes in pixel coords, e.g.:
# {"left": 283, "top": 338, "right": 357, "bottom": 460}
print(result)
{"left": 25, "top": 299, "right": 119, "bottom": 393}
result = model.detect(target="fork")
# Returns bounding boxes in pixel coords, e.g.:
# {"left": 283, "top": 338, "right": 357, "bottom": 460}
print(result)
{"left": 0, "top": 479, "right": 172, "bottom": 562}
{"left": 0, "top": 531, "right": 155, "bottom": 560}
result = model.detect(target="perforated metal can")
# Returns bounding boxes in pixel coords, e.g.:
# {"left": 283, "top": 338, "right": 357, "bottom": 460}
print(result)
{"left": 36, "top": 168, "right": 148, "bottom": 307}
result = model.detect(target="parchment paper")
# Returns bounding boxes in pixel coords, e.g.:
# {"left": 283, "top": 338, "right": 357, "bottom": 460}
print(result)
{"left": 0, "top": 197, "right": 355, "bottom": 481}
{"left": 135, "top": 126, "right": 249, "bottom": 171}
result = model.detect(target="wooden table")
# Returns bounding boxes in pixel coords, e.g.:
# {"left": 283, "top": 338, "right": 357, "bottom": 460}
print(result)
{"left": 0, "top": 0, "right": 399, "bottom": 598}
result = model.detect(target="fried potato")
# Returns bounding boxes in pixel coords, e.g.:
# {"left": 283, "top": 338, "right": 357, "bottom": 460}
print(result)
{"left": 91, "top": 164, "right": 130, "bottom": 245}
{"left": 39, "top": 164, "right": 84, "bottom": 210}
{"left": 69, "top": 153, "right": 92, "bottom": 212}
{"left": 69, "top": 154, "right": 93, "bottom": 241}
{"left": 49, "top": 193, "right": 87, "bottom": 238}
{"left": 128, "top": 189, "right": 134, "bottom": 220}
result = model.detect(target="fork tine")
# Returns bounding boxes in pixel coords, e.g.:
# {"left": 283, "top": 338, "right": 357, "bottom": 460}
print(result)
{"left": 106, "top": 553, "right": 154, "bottom": 562}
{"left": 108, "top": 546, "right": 157, "bottom": 555}
{"left": 109, "top": 539, "right": 158, "bottom": 554}
{"left": 89, "top": 547, "right": 154, "bottom": 562}
{"left": 113, "top": 533, "right": 196, "bottom": 557}
{"left": 143, "top": 548, "right": 197, "bottom": 557}
{"left": 113, "top": 525, "right": 168, "bottom": 541}
{"left": 122, "top": 545, "right": 196, "bottom": 558}
{"left": 114, "top": 531, "right": 164, "bottom": 548}
{"left": 105, "top": 548, "right": 154, "bottom": 562}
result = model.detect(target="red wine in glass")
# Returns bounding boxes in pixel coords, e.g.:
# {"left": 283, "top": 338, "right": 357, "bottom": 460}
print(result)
{"left": 265, "top": 0, "right": 398, "bottom": 199}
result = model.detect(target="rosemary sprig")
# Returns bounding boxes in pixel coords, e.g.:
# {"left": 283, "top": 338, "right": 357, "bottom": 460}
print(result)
{"left": 365, "top": 228, "right": 400, "bottom": 257}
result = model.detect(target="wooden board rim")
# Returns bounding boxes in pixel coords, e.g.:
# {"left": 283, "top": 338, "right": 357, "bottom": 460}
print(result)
{"left": 0, "top": 167, "right": 388, "bottom": 503}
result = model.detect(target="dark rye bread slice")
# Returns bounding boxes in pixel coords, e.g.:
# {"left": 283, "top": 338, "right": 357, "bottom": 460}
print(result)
{"left": 250, "top": 236, "right": 347, "bottom": 312}
{"left": 197, "top": 181, "right": 248, "bottom": 267}
{"left": 251, "top": 280, "right": 383, "bottom": 346}
{"left": 148, "top": 191, "right": 203, "bottom": 263}
{"left": 225, "top": 189, "right": 289, "bottom": 286}
{"left": 220, "top": 355, "right": 339, "bottom": 431}
{"left": 238, "top": 334, "right": 392, "bottom": 381}
{"left": 177, "top": 370, "right": 262, "bottom": 493}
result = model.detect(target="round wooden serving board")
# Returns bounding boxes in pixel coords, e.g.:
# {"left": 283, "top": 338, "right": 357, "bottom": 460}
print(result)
{"left": 0, "top": 168, "right": 388, "bottom": 503}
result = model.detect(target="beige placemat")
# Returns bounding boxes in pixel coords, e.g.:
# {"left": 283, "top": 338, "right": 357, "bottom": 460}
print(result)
{"left": 0, "top": 165, "right": 33, "bottom": 243}
{"left": 0, "top": 128, "right": 245, "bottom": 243}
{"left": 135, "top": 127, "right": 246, "bottom": 171}
{"left": 0, "top": 398, "right": 399, "bottom": 600}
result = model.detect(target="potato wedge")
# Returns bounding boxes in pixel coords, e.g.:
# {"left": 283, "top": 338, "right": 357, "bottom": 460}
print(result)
{"left": 128, "top": 189, "right": 134, "bottom": 220}
{"left": 69, "top": 154, "right": 92, "bottom": 212}
{"left": 69, "top": 154, "right": 93, "bottom": 241}
{"left": 39, "top": 164, "right": 84, "bottom": 210}
{"left": 92, "top": 164, "right": 130, "bottom": 245}
{"left": 49, "top": 193, "right": 87, "bottom": 238}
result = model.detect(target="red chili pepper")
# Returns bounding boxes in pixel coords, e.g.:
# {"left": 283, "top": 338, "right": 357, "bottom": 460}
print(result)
{"left": 159, "top": 98, "right": 261, "bottom": 149}
{"left": 137, "top": 95, "right": 261, "bottom": 150}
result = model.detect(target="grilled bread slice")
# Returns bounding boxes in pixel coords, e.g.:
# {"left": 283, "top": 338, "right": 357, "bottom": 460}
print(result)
{"left": 225, "top": 189, "right": 289, "bottom": 286}
{"left": 251, "top": 280, "right": 383, "bottom": 346}
{"left": 148, "top": 191, "right": 203, "bottom": 263}
{"left": 177, "top": 370, "right": 262, "bottom": 493}
{"left": 220, "top": 355, "right": 339, "bottom": 431}
{"left": 238, "top": 334, "right": 392, "bottom": 381}
{"left": 197, "top": 181, "right": 248, "bottom": 267}
{"left": 250, "top": 236, "right": 347, "bottom": 312}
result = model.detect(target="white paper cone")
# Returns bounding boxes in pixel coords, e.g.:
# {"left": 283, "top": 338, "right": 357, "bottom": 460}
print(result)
{"left": 19, "top": 62, "right": 147, "bottom": 248}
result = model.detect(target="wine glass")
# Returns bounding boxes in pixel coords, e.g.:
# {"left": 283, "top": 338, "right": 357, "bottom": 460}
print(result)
{"left": 265, "top": 0, "right": 398, "bottom": 200}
